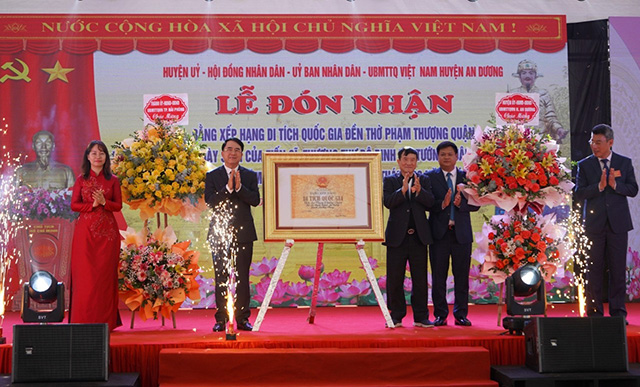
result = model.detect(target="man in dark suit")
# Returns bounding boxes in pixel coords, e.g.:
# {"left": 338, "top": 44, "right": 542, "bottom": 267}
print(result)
{"left": 205, "top": 137, "right": 260, "bottom": 332}
{"left": 383, "top": 146, "right": 435, "bottom": 328}
{"left": 427, "top": 141, "right": 479, "bottom": 327}
{"left": 575, "top": 124, "right": 638, "bottom": 320}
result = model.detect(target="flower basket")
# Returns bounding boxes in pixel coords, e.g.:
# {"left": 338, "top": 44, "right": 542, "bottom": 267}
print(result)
{"left": 118, "top": 226, "right": 201, "bottom": 325}
{"left": 472, "top": 212, "right": 572, "bottom": 284}
{"left": 462, "top": 124, "right": 574, "bottom": 287}
{"left": 112, "top": 119, "right": 208, "bottom": 222}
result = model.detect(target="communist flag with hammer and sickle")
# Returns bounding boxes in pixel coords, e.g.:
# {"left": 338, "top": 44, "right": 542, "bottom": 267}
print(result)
{"left": 0, "top": 50, "right": 101, "bottom": 174}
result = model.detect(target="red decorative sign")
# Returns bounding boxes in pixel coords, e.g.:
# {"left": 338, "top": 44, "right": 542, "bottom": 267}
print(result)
{"left": 0, "top": 14, "right": 567, "bottom": 54}
{"left": 144, "top": 94, "right": 188, "bottom": 123}
{"left": 495, "top": 93, "right": 539, "bottom": 124}
{"left": 0, "top": 14, "right": 566, "bottom": 41}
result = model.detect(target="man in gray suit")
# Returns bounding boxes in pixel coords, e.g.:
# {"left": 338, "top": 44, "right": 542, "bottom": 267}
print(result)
{"left": 575, "top": 124, "right": 638, "bottom": 320}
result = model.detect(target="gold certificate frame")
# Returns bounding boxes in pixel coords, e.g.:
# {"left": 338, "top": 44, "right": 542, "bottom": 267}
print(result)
{"left": 263, "top": 152, "right": 384, "bottom": 242}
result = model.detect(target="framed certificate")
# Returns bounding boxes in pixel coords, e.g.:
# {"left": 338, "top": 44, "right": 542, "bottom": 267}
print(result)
{"left": 263, "top": 152, "right": 384, "bottom": 242}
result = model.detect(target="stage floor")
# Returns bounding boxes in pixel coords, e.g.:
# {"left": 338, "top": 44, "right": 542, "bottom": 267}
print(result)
{"left": 2, "top": 302, "right": 637, "bottom": 343}
{"left": 2, "top": 303, "right": 639, "bottom": 387}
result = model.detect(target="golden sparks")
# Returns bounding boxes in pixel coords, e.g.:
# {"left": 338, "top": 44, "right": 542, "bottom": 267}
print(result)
{"left": 0, "top": 120, "right": 26, "bottom": 320}
{"left": 206, "top": 200, "right": 238, "bottom": 336}
{"left": 563, "top": 200, "right": 591, "bottom": 317}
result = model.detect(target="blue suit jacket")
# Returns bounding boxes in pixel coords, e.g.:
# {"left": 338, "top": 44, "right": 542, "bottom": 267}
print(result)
{"left": 426, "top": 167, "right": 479, "bottom": 244}
{"left": 205, "top": 165, "right": 260, "bottom": 243}
{"left": 574, "top": 152, "right": 638, "bottom": 234}
{"left": 383, "top": 172, "right": 434, "bottom": 247}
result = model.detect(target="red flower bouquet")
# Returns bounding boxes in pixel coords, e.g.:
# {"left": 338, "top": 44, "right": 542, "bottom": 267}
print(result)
{"left": 472, "top": 212, "right": 572, "bottom": 283}
{"left": 462, "top": 124, "right": 572, "bottom": 212}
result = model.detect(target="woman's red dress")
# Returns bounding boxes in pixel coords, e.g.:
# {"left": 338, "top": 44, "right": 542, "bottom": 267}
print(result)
{"left": 70, "top": 170, "right": 122, "bottom": 331}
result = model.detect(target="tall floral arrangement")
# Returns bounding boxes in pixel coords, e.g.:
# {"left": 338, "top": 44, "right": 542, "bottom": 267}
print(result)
{"left": 462, "top": 124, "right": 573, "bottom": 213}
{"left": 118, "top": 226, "right": 201, "bottom": 320}
{"left": 463, "top": 124, "right": 574, "bottom": 284}
{"left": 112, "top": 119, "right": 207, "bottom": 221}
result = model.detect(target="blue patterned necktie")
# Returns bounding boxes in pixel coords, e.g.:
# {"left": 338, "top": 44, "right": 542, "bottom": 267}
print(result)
{"left": 446, "top": 172, "right": 454, "bottom": 221}
{"left": 601, "top": 159, "right": 609, "bottom": 178}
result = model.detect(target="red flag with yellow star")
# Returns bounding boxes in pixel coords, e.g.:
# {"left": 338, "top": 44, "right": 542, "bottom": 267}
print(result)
{"left": 0, "top": 50, "right": 101, "bottom": 173}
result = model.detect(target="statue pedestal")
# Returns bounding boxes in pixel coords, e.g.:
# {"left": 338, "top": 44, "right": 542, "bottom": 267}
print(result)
{"left": 12, "top": 218, "right": 74, "bottom": 311}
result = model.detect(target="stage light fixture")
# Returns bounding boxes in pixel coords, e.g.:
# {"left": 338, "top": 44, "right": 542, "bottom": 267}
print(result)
{"left": 21, "top": 270, "right": 65, "bottom": 323}
{"left": 510, "top": 265, "right": 542, "bottom": 297}
{"left": 502, "top": 264, "right": 546, "bottom": 335}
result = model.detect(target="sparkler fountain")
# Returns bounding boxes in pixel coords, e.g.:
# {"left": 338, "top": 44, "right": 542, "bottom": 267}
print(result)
{"left": 564, "top": 202, "right": 592, "bottom": 317}
{"left": 207, "top": 199, "right": 238, "bottom": 340}
{"left": 0, "top": 118, "right": 25, "bottom": 342}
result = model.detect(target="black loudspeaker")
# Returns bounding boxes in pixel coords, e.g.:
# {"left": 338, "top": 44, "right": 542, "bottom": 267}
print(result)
{"left": 525, "top": 316, "right": 628, "bottom": 373}
{"left": 12, "top": 324, "right": 109, "bottom": 383}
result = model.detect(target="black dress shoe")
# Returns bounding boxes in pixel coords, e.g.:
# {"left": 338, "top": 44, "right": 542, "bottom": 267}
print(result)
{"left": 454, "top": 317, "right": 472, "bottom": 326}
{"left": 434, "top": 317, "right": 448, "bottom": 326}
{"left": 213, "top": 321, "right": 226, "bottom": 332}
{"left": 237, "top": 320, "right": 253, "bottom": 331}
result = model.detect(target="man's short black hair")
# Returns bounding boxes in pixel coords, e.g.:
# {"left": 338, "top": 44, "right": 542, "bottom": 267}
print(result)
{"left": 436, "top": 141, "right": 458, "bottom": 155}
{"left": 592, "top": 124, "right": 614, "bottom": 141}
{"left": 221, "top": 137, "right": 244, "bottom": 152}
{"left": 397, "top": 146, "right": 418, "bottom": 159}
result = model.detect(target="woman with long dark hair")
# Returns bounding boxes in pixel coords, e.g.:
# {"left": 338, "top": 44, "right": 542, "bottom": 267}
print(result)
{"left": 70, "top": 140, "right": 122, "bottom": 331}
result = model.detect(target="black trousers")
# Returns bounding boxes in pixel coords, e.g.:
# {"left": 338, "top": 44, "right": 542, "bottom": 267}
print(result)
{"left": 386, "top": 233, "right": 429, "bottom": 322}
{"left": 213, "top": 241, "right": 253, "bottom": 323}
{"left": 429, "top": 228, "right": 472, "bottom": 319}
{"left": 586, "top": 220, "right": 628, "bottom": 317}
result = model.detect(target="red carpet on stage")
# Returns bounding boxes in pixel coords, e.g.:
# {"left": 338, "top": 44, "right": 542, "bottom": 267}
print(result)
{"left": 1, "top": 303, "right": 639, "bottom": 387}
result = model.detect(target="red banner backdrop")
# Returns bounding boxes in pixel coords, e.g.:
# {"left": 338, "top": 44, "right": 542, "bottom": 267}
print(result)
{"left": 0, "top": 13, "right": 568, "bottom": 310}
{"left": 0, "top": 14, "right": 567, "bottom": 54}
{"left": 0, "top": 50, "right": 100, "bottom": 172}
